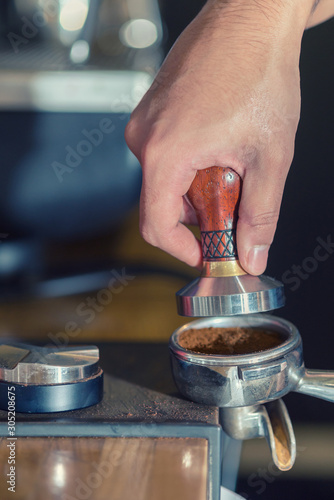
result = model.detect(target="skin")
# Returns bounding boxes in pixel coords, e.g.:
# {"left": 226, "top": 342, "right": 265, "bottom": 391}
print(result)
{"left": 125, "top": 0, "right": 334, "bottom": 275}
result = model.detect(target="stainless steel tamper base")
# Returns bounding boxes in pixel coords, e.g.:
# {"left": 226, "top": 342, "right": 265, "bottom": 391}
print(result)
{"left": 176, "top": 274, "right": 285, "bottom": 316}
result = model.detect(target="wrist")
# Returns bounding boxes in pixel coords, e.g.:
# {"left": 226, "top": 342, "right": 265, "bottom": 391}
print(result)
{"left": 206, "top": 0, "right": 317, "bottom": 34}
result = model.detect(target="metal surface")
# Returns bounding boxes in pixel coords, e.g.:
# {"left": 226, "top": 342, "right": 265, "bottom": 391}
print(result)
{"left": 0, "top": 343, "right": 100, "bottom": 384}
{"left": 170, "top": 315, "right": 334, "bottom": 406}
{"left": 220, "top": 400, "right": 296, "bottom": 471}
{"left": 170, "top": 315, "right": 302, "bottom": 407}
{"left": 221, "top": 430, "right": 243, "bottom": 491}
{"left": 0, "top": 343, "right": 103, "bottom": 413}
{"left": 176, "top": 274, "right": 285, "bottom": 316}
{"left": 169, "top": 315, "right": 334, "bottom": 471}
{"left": 201, "top": 260, "right": 246, "bottom": 278}
{"left": 0, "top": 369, "right": 103, "bottom": 413}
{"left": 296, "top": 369, "right": 334, "bottom": 402}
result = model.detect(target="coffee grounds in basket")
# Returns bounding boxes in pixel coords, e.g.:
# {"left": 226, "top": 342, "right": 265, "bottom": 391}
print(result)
{"left": 179, "top": 327, "right": 284, "bottom": 355}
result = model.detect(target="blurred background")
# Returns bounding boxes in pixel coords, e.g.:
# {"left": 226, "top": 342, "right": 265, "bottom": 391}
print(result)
{"left": 0, "top": 1, "right": 333, "bottom": 498}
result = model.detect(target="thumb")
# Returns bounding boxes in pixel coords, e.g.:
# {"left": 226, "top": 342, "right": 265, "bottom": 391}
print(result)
{"left": 236, "top": 165, "right": 288, "bottom": 275}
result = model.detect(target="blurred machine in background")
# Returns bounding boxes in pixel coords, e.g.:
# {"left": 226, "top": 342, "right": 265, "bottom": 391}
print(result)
{"left": 0, "top": 0, "right": 163, "bottom": 295}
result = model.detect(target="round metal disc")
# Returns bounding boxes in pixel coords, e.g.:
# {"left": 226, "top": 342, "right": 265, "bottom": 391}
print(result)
{"left": 176, "top": 274, "right": 285, "bottom": 316}
{"left": 0, "top": 343, "right": 103, "bottom": 413}
{"left": 0, "top": 369, "right": 103, "bottom": 413}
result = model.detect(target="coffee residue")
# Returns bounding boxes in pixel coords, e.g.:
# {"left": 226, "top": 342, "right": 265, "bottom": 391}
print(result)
{"left": 271, "top": 413, "right": 291, "bottom": 470}
{"left": 179, "top": 327, "right": 284, "bottom": 355}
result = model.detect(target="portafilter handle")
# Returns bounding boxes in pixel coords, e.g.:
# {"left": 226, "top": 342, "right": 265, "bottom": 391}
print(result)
{"left": 187, "top": 166, "right": 246, "bottom": 277}
{"left": 294, "top": 369, "right": 334, "bottom": 402}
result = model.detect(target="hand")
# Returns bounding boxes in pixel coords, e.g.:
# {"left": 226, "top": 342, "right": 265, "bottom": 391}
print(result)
{"left": 126, "top": 0, "right": 315, "bottom": 275}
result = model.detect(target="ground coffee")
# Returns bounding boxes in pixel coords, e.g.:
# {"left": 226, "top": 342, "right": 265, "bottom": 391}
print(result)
{"left": 179, "top": 327, "right": 284, "bottom": 355}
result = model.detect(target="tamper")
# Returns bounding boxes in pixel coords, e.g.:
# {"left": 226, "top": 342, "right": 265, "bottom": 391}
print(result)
{"left": 0, "top": 342, "right": 103, "bottom": 413}
{"left": 176, "top": 167, "right": 284, "bottom": 316}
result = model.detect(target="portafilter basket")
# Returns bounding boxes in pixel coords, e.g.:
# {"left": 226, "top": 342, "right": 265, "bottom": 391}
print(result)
{"left": 169, "top": 315, "right": 334, "bottom": 470}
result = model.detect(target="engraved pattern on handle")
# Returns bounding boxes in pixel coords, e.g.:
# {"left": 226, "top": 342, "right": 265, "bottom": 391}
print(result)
{"left": 187, "top": 167, "right": 241, "bottom": 262}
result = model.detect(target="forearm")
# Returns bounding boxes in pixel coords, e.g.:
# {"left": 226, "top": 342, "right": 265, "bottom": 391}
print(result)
{"left": 207, "top": 0, "right": 316, "bottom": 30}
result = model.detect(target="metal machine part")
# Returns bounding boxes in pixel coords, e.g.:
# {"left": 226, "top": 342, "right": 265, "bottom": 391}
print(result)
{"left": 169, "top": 315, "right": 334, "bottom": 470}
{"left": 176, "top": 167, "right": 285, "bottom": 316}
{"left": 0, "top": 343, "right": 103, "bottom": 413}
{"left": 219, "top": 401, "right": 296, "bottom": 472}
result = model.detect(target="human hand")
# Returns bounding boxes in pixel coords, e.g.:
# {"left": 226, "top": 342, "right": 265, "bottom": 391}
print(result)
{"left": 125, "top": 0, "right": 315, "bottom": 275}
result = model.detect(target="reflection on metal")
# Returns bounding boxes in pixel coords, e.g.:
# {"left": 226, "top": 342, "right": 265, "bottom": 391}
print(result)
{"left": 176, "top": 274, "right": 285, "bottom": 317}
{"left": 0, "top": 343, "right": 100, "bottom": 384}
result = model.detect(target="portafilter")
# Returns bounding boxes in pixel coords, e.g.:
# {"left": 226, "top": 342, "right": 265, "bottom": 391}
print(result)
{"left": 170, "top": 315, "right": 334, "bottom": 471}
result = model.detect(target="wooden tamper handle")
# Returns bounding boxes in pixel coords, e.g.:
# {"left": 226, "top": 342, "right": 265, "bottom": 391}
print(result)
{"left": 187, "top": 166, "right": 246, "bottom": 277}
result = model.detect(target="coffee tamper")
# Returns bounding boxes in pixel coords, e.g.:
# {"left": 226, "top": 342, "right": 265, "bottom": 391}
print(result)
{"left": 176, "top": 166, "right": 284, "bottom": 316}
{"left": 0, "top": 343, "right": 103, "bottom": 413}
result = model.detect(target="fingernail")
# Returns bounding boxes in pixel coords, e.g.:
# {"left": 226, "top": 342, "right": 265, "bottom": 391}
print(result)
{"left": 247, "top": 245, "right": 270, "bottom": 275}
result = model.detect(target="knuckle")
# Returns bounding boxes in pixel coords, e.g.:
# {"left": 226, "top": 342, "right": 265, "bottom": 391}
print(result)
{"left": 124, "top": 119, "right": 136, "bottom": 148}
{"left": 140, "top": 138, "right": 158, "bottom": 168}
{"left": 269, "top": 141, "right": 294, "bottom": 170}
{"left": 240, "top": 209, "right": 279, "bottom": 230}
{"left": 139, "top": 221, "right": 159, "bottom": 247}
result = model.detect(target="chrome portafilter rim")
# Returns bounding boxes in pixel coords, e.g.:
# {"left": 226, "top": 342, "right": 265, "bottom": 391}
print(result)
{"left": 169, "top": 314, "right": 301, "bottom": 367}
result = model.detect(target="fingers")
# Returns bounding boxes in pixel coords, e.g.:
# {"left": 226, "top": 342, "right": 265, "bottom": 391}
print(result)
{"left": 126, "top": 115, "right": 202, "bottom": 268}
{"left": 237, "top": 160, "right": 290, "bottom": 275}
{"left": 180, "top": 197, "right": 199, "bottom": 226}
{"left": 139, "top": 170, "right": 202, "bottom": 269}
